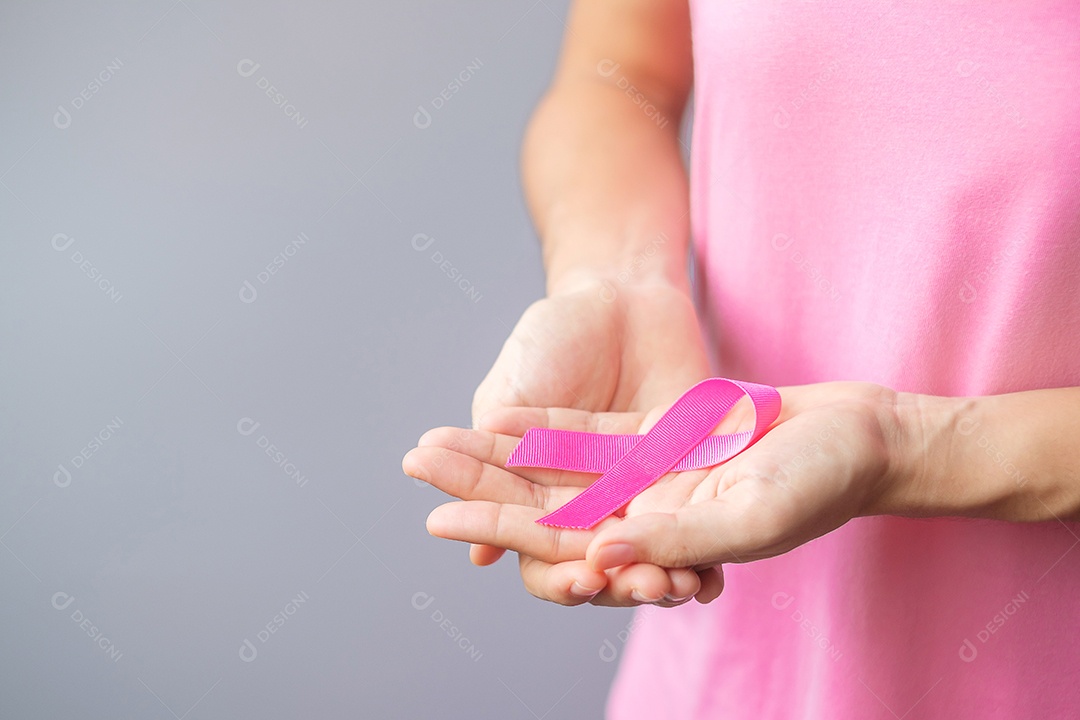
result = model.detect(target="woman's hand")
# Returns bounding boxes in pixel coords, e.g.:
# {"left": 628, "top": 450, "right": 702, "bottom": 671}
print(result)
{"left": 405, "top": 402, "right": 719, "bottom": 606}
{"left": 471, "top": 279, "right": 709, "bottom": 423}
{"left": 462, "top": 278, "right": 716, "bottom": 599}
{"left": 455, "top": 0, "right": 698, "bottom": 600}
{"left": 407, "top": 381, "right": 905, "bottom": 606}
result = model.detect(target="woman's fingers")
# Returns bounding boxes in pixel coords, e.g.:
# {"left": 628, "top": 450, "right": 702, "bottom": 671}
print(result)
{"left": 417, "top": 426, "right": 518, "bottom": 467}
{"left": 517, "top": 555, "right": 608, "bottom": 606}
{"left": 413, "top": 426, "right": 599, "bottom": 489}
{"left": 663, "top": 567, "right": 702, "bottom": 604}
{"left": 469, "top": 544, "right": 505, "bottom": 566}
{"left": 695, "top": 566, "right": 725, "bottom": 603}
{"left": 517, "top": 554, "right": 703, "bottom": 607}
{"left": 403, "top": 444, "right": 583, "bottom": 508}
{"left": 476, "top": 406, "right": 647, "bottom": 438}
{"left": 427, "top": 501, "right": 601, "bottom": 563}
{"left": 597, "top": 563, "right": 693, "bottom": 607}
{"left": 409, "top": 415, "right": 643, "bottom": 568}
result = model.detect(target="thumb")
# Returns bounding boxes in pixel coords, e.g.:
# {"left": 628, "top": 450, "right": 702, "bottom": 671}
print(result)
{"left": 586, "top": 506, "right": 728, "bottom": 571}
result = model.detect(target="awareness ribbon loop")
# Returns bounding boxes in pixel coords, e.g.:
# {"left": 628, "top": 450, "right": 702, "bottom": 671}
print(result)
{"left": 506, "top": 377, "right": 781, "bottom": 530}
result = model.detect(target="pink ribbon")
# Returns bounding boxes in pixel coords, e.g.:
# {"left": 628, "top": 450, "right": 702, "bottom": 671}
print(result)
{"left": 506, "top": 378, "right": 782, "bottom": 529}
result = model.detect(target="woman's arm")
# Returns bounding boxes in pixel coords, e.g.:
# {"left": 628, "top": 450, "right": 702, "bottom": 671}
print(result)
{"left": 462, "top": 0, "right": 720, "bottom": 604}
{"left": 472, "top": 0, "right": 703, "bottom": 425}
{"left": 414, "top": 381, "right": 1080, "bottom": 605}
{"left": 885, "top": 388, "right": 1080, "bottom": 522}
{"left": 522, "top": 0, "right": 693, "bottom": 295}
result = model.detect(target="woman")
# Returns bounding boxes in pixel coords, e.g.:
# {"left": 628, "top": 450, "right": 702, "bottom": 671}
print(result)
{"left": 403, "top": 1, "right": 1080, "bottom": 716}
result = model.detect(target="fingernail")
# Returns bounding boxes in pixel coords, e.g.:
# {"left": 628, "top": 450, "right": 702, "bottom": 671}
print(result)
{"left": 630, "top": 589, "right": 664, "bottom": 603}
{"left": 570, "top": 582, "right": 602, "bottom": 598}
{"left": 663, "top": 593, "right": 692, "bottom": 604}
{"left": 592, "top": 543, "right": 635, "bottom": 570}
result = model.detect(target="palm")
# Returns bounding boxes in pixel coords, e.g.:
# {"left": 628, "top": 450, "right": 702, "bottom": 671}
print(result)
{"left": 605, "top": 390, "right": 891, "bottom": 567}
{"left": 472, "top": 282, "right": 708, "bottom": 421}
{"left": 467, "top": 280, "right": 710, "bottom": 575}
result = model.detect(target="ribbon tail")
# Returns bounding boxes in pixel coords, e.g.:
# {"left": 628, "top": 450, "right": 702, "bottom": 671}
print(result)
{"left": 508, "top": 428, "right": 759, "bottom": 473}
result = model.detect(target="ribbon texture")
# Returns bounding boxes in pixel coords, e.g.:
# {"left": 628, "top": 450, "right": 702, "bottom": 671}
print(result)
{"left": 506, "top": 378, "right": 781, "bottom": 529}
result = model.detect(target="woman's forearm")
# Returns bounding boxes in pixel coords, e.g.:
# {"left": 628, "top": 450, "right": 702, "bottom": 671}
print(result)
{"left": 523, "top": 81, "right": 691, "bottom": 295}
{"left": 520, "top": 0, "right": 694, "bottom": 296}
{"left": 882, "top": 387, "right": 1080, "bottom": 522}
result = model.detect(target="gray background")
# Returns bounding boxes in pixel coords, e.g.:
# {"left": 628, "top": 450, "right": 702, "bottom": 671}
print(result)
{"left": 0, "top": 1, "right": 636, "bottom": 717}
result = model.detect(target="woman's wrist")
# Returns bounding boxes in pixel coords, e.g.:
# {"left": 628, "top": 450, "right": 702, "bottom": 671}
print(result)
{"left": 538, "top": 195, "right": 691, "bottom": 297}
{"left": 546, "top": 262, "right": 690, "bottom": 299}
{"left": 872, "top": 391, "right": 1037, "bottom": 520}
{"left": 542, "top": 228, "right": 691, "bottom": 298}
{"left": 870, "top": 391, "right": 954, "bottom": 518}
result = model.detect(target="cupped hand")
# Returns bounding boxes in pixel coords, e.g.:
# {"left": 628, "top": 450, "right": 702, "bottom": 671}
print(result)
{"left": 406, "top": 381, "right": 904, "bottom": 606}
{"left": 471, "top": 280, "right": 709, "bottom": 423}
{"left": 404, "top": 405, "right": 721, "bottom": 606}
{"left": 464, "top": 279, "right": 714, "bottom": 591}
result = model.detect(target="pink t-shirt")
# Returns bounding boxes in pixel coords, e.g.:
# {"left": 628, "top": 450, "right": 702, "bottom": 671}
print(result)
{"left": 609, "top": 3, "right": 1080, "bottom": 718}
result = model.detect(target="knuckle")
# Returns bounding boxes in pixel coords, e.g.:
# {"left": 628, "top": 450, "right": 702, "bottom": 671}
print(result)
{"left": 547, "top": 528, "right": 565, "bottom": 562}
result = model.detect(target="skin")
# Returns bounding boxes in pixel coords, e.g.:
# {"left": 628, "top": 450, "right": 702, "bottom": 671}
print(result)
{"left": 403, "top": 0, "right": 1080, "bottom": 607}
{"left": 460, "top": 0, "right": 709, "bottom": 606}
{"left": 406, "top": 383, "right": 1080, "bottom": 607}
